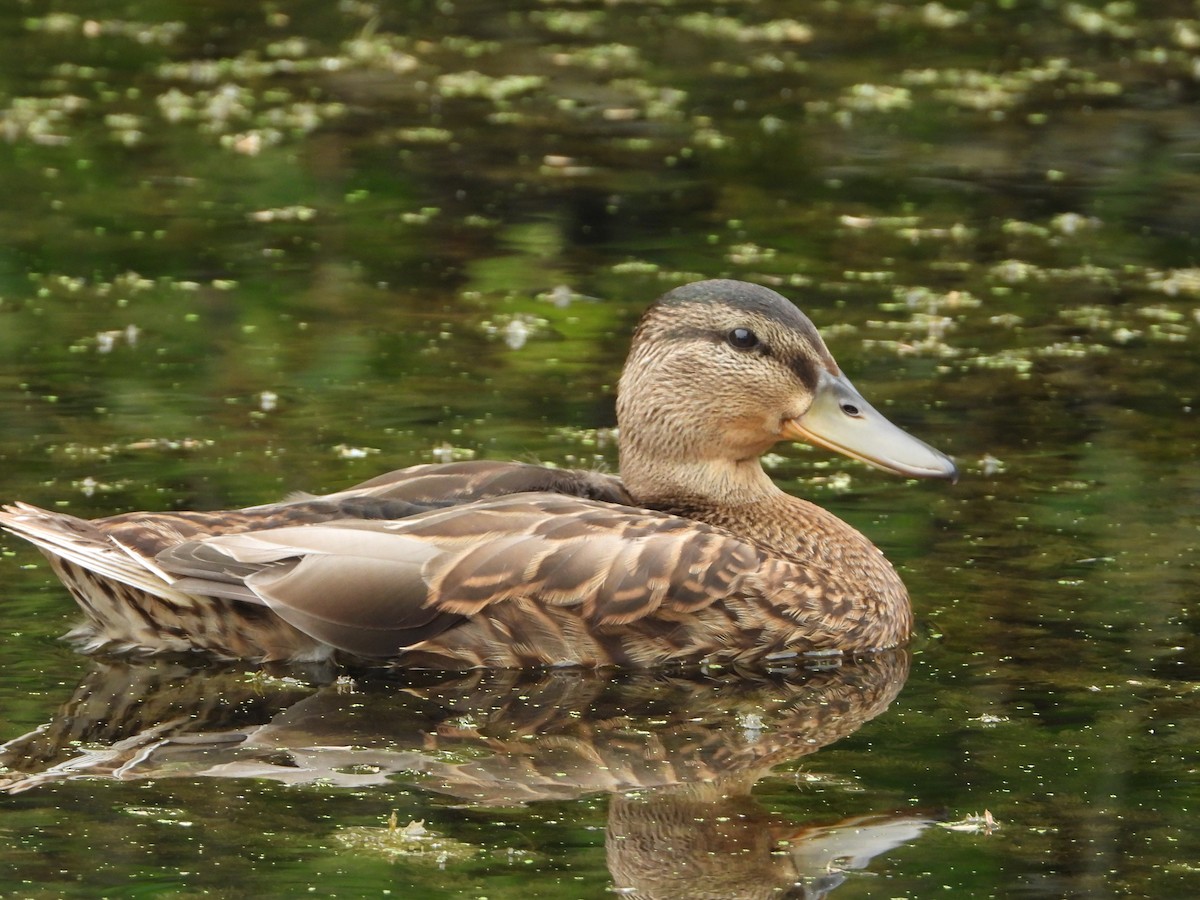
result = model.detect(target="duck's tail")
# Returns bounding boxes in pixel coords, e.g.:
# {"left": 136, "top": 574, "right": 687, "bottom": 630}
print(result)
{"left": 0, "top": 503, "right": 330, "bottom": 661}
{"left": 2, "top": 502, "right": 189, "bottom": 601}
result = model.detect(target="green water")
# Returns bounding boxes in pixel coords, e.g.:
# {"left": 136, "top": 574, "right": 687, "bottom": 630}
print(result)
{"left": 1, "top": 1, "right": 1198, "bottom": 896}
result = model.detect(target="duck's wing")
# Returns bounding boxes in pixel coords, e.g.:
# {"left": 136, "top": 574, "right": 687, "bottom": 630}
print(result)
{"left": 305, "top": 459, "right": 633, "bottom": 507}
{"left": 68, "top": 460, "right": 631, "bottom": 560}
{"left": 155, "top": 492, "right": 802, "bottom": 663}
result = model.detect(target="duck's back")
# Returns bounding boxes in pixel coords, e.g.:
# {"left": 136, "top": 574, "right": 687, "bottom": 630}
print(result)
{"left": 0, "top": 461, "right": 633, "bottom": 661}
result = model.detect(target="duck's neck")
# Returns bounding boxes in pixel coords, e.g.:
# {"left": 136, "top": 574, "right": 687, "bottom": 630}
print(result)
{"left": 615, "top": 383, "right": 803, "bottom": 559}
{"left": 616, "top": 416, "right": 902, "bottom": 585}
{"left": 616, "top": 360, "right": 785, "bottom": 515}
{"left": 618, "top": 446, "right": 781, "bottom": 512}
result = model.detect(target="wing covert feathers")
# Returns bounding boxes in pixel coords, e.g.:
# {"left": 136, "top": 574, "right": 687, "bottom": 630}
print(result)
{"left": 151, "top": 494, "right": 789, "bottom": 663}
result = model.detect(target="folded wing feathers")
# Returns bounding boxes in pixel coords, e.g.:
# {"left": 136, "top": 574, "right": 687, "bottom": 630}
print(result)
{"left": 147, "top": 493, "right": 767, "bottom": 654}
{"left": 7, "top": 489, "right": 776, "bottom": 661}
{"left": 329, "top": 459, "right": 631, "bottom": 507}
{"left": 245, "top": 553, "right": 462, "bottom": 657}
{"left": 0, "top": 503, "right": 194, "bottom": 605}
{"left": 159, "top": 527, "right": 456, "bottom": 657}
{"left": 414, "top": 496, "right": 765, "bottom": 626}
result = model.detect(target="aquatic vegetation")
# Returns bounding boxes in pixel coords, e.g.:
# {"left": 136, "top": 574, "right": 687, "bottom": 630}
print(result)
{"left": 838, "top": 83, "right": 913, "bottom": 114}
{"left": 550, "top": 425, "right": 618, "bottom": 450}
{"left": 677, "top": 14, "right": 813, "bottom": 44}
{"left": 901, "top": 58, "right": 1123, "bottom": 115}
{"left": 429, "top": 443, "right": 476, "bottom": 463}
{"left": 940, "top": 810, "right": 999, "bottom": 835}
{"left": 151, "top": 81, "right": 347, "bottom": 151}
{"left": 530, "top": 9, "right": 605, "bottom": 37}
{"left": 340, "top": 34, "right": 419, "bottom": 73}
{"left": 0, "top": 94, "right": 88, "bottom": 144}
{"left": 1148, "top": 268, "right": 1200, "bottom": 297}
{"left": 400, "top": 207, "right": 441, "bottom": 225}
{"left": 333, "top": 815, "right": 476, "bottom": 863}
{"left": 725, "top": 242, "right": 777, "bottom": 265}
{"left": 479, "top": 312, "right": 550, "bottom": 348}
{"left": 1063, "top": 2, "right": 1136, "bottom": 39}
{"left": 545, "top": 42, "right": 643, "bottom": 72}
{"left": 920, "top": 2, "right": 969, "bottom": 29}
{"left": 334, "top": 444, "right": 380, "bottom": 460}
{"left": 892, "top": 287, "right": 982, "bottom": 313}
{"left": 248, "top": 206, "right": 318, "bottom": 223}
{"left": 435, "top": 71, "right": 546, "bottom": 101}
{"left": 610, "top": 260, "right": 661, "bottom": 275}
{"left": 392, "top": 126, "right": 454, "bottom": 144}
{"left": 25, "top": 13, "right": 185, "bottom": 44}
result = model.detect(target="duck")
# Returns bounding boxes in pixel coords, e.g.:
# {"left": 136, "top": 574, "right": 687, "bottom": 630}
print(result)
{"left": 0, "top": 279, "right": 956, "bottom": 669}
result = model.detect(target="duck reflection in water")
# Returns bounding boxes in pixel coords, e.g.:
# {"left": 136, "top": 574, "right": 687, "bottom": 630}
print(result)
{"left": 0, "top": 651, "right": 935, "bottom": 898}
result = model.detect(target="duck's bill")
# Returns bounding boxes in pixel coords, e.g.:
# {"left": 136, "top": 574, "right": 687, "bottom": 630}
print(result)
{"left": 781, "top": 370, "right": 958, "bottom": 481}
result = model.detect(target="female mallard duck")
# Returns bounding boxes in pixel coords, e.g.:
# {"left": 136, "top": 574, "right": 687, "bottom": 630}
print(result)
{"left": 0, "top": 280, "right": 955, "bottom": 669}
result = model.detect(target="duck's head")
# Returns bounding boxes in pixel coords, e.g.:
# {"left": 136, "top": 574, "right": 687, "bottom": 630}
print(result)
{"left": 616, "top": 279, "right": 957, "bottom": 500}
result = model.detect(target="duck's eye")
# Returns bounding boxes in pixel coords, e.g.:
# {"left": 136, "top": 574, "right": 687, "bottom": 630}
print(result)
{"left": 727, "top": 327, "right": 759, "bottom": 350}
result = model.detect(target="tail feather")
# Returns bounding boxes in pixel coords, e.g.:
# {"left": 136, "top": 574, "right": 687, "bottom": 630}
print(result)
{"left": 1, "top": 502, "right": 331, "bottom": 662}
{"left": 1, "top": 503, "right": 190, "bottom": 606}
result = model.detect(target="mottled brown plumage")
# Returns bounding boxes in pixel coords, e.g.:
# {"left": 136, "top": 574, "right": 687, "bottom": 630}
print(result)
{"left": 0, "top": 280, "right": 956, "bottom": 668}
